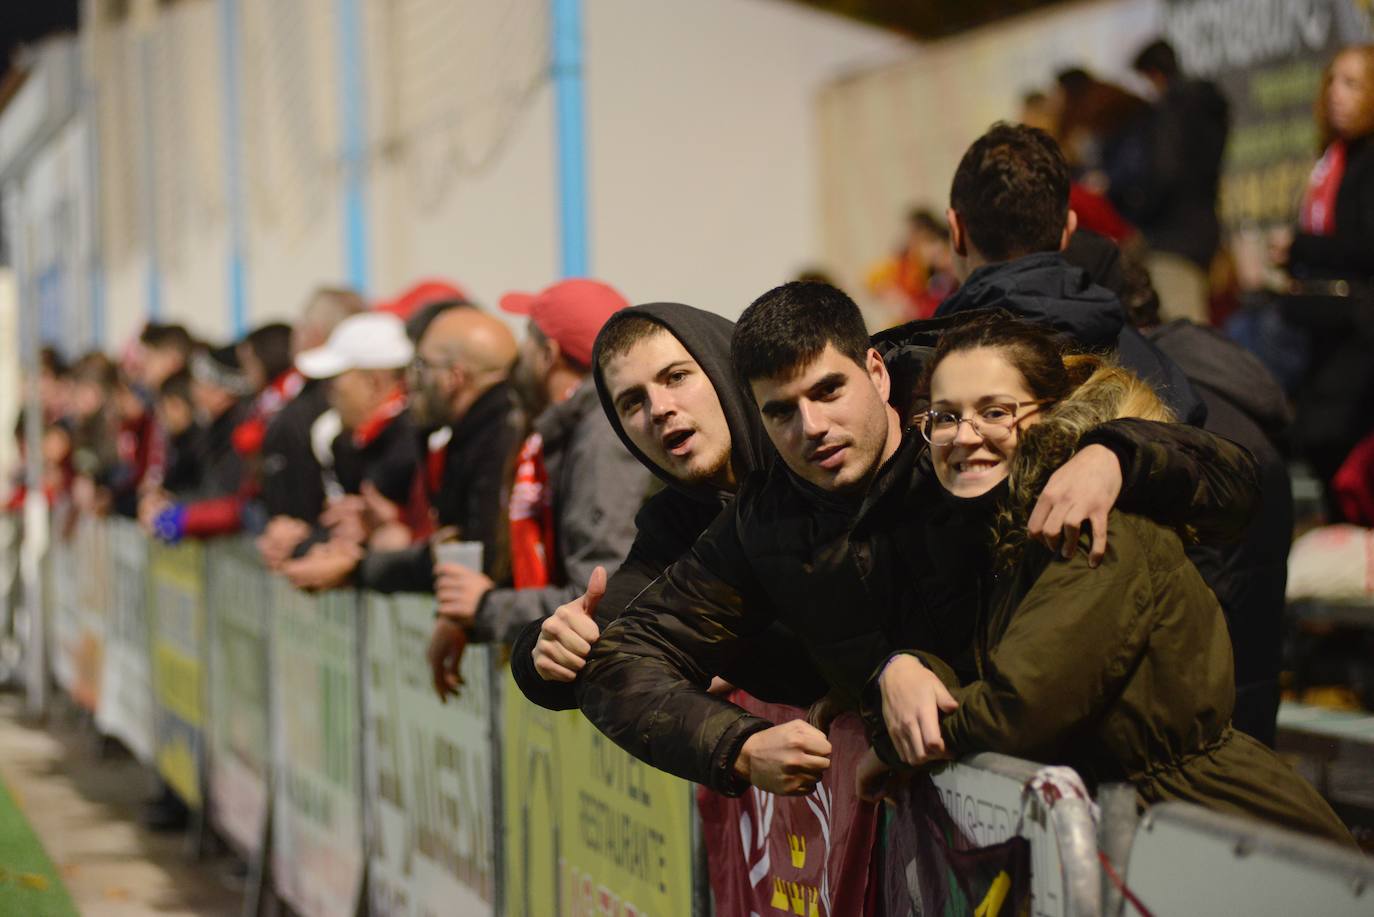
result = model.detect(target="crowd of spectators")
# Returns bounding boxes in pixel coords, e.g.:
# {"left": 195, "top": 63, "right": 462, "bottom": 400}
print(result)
{"left": 7, "top": 35, "right": 1372, "bottom": 850}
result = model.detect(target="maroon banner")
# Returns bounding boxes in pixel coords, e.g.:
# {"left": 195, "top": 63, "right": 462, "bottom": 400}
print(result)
{"left": 697, "top": 692, "right": 880, "bottom": 917}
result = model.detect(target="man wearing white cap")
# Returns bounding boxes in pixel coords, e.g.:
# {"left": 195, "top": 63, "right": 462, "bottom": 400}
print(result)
{"left": 296, "top": 312, "right": 418, "bottom": 508}
{"left": 277, "top": 312, "right": 419, "bottom": 576}
{"left": 256, "top": 287, "right": 366, "bottom": 568}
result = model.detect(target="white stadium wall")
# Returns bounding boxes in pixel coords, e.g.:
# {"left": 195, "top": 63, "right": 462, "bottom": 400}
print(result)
{"left": 22, "top": 0, "right": 908, "bottom": 353}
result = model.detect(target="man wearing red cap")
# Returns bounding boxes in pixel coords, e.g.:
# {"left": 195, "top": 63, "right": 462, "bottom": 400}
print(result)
{"left": 429, "top": 279, "right": 652, "bottom": 692}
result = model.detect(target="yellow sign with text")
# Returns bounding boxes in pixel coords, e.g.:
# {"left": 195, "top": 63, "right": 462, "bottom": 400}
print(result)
{"left": 502, "top": 668, "right": 695, "bottom": 917}
{"left": 147, "top": 540, "right": 207, "bottom": 809}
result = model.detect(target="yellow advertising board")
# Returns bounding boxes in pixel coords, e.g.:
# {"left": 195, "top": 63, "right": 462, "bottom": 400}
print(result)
{"left": 147, "top": 539, "right": 207, "bottom": 809}
{"left": 502, "top": 669, "right": 695, "bottom": 917}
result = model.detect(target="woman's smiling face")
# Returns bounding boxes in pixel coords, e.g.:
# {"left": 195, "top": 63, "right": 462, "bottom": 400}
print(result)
{"left": 927, "top": 346, "right": 1043, "bottom": 498}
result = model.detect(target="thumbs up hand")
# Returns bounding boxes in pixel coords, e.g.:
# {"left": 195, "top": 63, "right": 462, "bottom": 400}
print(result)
{"left": 532, "top": 566, "right": 607, "bottom": 683}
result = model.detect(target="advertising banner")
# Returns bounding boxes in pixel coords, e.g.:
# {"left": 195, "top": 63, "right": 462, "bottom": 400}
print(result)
{"left": 364, "top": 593, "right": 497, "bottom": 917}
{"left": 205, "top": 538, "right": 271, "bottom": 857}
{"left": 45, "top": 508, "right": 80, "bottom": 696}
{"left": 270, "top": 582, "right": 364, "bottom": 917}
{"left": 503, "top": 680, "right": 695, "bottom": 917}
{"left": 70, "top": 514, "right": 109, "bottom": 711}
{"left": 697, "top": 693, "right": 880, "bottom": 917}
{"left": 95, "top": 519, "right": 154, "bottom": 763}
{"left": 1163, "top": 0, "right": 1373, "bottom": 230}
{"left": 147, "top": 539, "right": 207, "bottom": 809}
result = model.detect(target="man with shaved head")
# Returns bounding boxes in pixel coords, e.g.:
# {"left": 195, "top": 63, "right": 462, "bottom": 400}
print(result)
{"left": 366, "top": 304, "right": 521, "bottom": 589}
{"left": 428, "top": 279, "right": 651, "bottom": 698}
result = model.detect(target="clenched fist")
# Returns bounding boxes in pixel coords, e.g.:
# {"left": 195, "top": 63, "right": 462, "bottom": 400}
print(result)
{"left": 732, "top": 720, "right": 832, "bottom": 796}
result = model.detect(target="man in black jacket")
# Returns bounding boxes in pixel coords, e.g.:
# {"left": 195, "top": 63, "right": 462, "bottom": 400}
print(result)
{"left": 576, "top": 282, "right": 1259, "bottom": 797}
{"left": 429, "top": 281, "right": 650, "bottom": 651}
{"left": 935, "top": 122, "right": 1207, "bottom": 426}
{"left": 509, "top": 304, "right": 828, "bottom": 713}
{"left": 1128, "top": 38, "right": 1230, "bottom": 323}
{"left": 256, "top": 287, "right": 364, "bottom": 567}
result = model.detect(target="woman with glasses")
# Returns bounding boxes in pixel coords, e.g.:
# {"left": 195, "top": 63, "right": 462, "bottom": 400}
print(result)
{"left": 860, "top": 315, "right": 1352, "bottom": 845}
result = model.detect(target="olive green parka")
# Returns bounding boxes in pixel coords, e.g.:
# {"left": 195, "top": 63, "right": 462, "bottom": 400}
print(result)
{"left": 877, "top": 373, "right": 1353, "bottom": 847}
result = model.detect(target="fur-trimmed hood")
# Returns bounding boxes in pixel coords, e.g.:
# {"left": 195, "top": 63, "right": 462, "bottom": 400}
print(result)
{"left": 1000, "top": 361, "right": 1173, "bottom": 553}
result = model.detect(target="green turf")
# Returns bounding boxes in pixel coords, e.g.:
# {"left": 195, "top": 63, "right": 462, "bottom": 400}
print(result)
{"left": 0, "top": 775, "right": 79, "bottom": 917}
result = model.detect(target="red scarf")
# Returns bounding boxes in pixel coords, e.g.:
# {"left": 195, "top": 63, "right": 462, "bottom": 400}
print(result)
{"left": 402, "top": 427, "right": 451, "bottom": 540}
{"left": 232, "top": 370, "right": 306, "bottom": 457}
{"left": 144, "top": 419, "right": 169, "bottom": 488}
{"left": 508, "top": 432, "right": 555, "bottom": 589}
{"left": 351, "top": 387, "right": 407, "bottom": 448}
{"left": 1300, "top": 141, "right": 1347, "bottom": 236}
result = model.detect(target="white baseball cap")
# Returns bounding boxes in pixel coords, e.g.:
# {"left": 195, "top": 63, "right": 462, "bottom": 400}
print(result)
{"left": 295, "top": 312, "right": 415, "bottom": 379}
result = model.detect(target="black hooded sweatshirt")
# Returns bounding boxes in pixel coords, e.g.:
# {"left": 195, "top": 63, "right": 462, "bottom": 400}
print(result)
{"left": 935, "top": 252, "right": 1206, "bottom": 425}
{"left": 509, "top": 303, "right": 829, "bottom": 711}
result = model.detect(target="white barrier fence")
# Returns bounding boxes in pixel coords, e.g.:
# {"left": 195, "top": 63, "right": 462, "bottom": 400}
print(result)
{"left": 14, "top": 514, "right": 1367, "bottom": 916}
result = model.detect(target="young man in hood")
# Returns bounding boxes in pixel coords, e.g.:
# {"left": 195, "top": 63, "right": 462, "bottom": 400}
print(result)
{"left": 935, "top": 122, "right": 1206, "bottom": 425}
{"left": 509, "top": 303, "right": 828, "bottom": 712}
{"left": 574, "top": 282, "right": 1261, "bottom": 798}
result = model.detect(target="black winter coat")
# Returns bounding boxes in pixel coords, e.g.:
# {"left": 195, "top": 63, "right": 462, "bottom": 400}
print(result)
{"left": 356, "top": 382, "right": 521, "bottom": 589}
{"left": 1285, "top": 135, "right": 1374, "bottom": 487}
{"left": 331, "top": 408, "right": 420, "bottom": 507}
{"left": 1117, "top": 78, "right": 1230, "bottom": 267}
{"left": 1290, "top": 134, "right": 1374, "bottom": 283}
{"left": 260, "top": 381, "right": 331, "bottom": 522}
{"left": 191, "top": 399, "right": 253, "bottom": 500}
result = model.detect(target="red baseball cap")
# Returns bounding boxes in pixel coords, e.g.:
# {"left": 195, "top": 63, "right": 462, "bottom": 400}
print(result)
{"left": 374, "top": 278, "right": 470, "bottom": 319}
{"left": 500, "top": 278, "right": 629, "bottom": 366}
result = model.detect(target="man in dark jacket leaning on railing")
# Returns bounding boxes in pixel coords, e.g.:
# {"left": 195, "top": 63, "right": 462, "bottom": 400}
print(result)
{"left": 574, "top": 282, "right": 1260, "bottom": 798}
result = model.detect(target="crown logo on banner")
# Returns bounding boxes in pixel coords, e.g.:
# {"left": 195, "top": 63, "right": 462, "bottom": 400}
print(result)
{"left": 788, "top": 834, "right": 806, "bottom": 869}
{"left": 770, "top": 878, "right": 820, "bottom": 917}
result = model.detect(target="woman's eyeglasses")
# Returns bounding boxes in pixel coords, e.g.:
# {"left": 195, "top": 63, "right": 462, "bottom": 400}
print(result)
{"left": 917, "top": 400, "right": 1051, "bottom": 446}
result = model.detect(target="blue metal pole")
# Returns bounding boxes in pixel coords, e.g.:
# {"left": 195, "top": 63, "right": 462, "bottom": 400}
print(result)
{"left": 337, "top": 0, "right": 370, "bottom": 295}
{"left": 220, "top": 0, "right": 249, "bottom": 336}
{"left": 138, "top": 34, "right": 162, "bottom": 320}
{"left": 552, "top": 0, "right": 589, "bottom": 277}
{"left": 82, "top": 81, "right": 106, "bottom": 349}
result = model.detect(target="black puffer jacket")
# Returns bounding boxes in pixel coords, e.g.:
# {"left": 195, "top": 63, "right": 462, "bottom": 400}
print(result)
{"left": 577, "top": 319, "right": 1258, "bottom": 795}
{"left": 935, "top": 253, "right": 1206, "bottom": 424}
{"left": 510, "top": 303, "right": 827, "bottom": 711}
